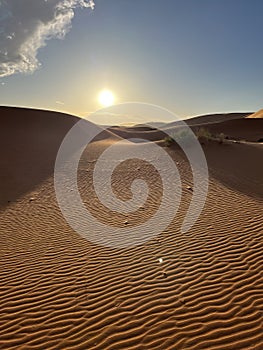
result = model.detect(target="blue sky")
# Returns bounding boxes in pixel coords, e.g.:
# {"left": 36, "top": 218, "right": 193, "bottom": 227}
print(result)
{"left": 0, "top": 0, "right": 263, "bottom": 123}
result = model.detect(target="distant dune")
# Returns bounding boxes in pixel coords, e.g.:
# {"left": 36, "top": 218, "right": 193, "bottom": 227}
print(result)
{"left": 110, "top": 110, "right": 263, "bottom": 143}
{"left": 193, "top": 118, "right": 263, "bottom": 142}
{"left": 246, "top": 109, "right": 263, "bottom": 118}
{"left": 1, "top": 106, "right": 262, "bottom": 350}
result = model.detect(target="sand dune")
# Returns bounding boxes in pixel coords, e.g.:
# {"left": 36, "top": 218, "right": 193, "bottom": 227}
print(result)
{"left": 1, "top": 107, "right": 263, "bottom": 349}
{"left": 200, "top": 118, "right": 263, "bottom": 142}
{"left": 110, "top": 111, "right": 262, "bottom": 143}
{"left": 246, "top": 109, "right": 263, "bottom": 119}
{"left": 0, "top": 107, "right": 119, "bottom": 209}
{"left": 185, "top": 112, "right": 251, "bottom": 125}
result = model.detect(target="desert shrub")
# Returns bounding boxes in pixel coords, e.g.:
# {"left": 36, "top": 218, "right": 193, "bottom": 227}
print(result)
{"left": 216, "top": 132, "right": 227, "bottom": 144}
{"left": 164, "top": 128, "right": 192, "bottom": 147}
{"left": 196, "top": 127, "right": 212, "bottom": 141}
{"left": 165, "top": 127, "right": 227, "bottom": 146}
{"left": 164, "top": 135, "right": 174, "bottom": 147}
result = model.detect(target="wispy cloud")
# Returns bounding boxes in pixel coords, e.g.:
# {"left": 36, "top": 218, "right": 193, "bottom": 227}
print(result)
{"left": 55, "top": 100, "right": 65, "bottom": 105}
{"left": 0, "top": 0, "right": 95, "bottom": 77}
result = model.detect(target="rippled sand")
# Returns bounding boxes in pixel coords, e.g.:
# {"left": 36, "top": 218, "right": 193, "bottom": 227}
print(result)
{"left": 1, "top": 107, "right": 262, "bottom": 349}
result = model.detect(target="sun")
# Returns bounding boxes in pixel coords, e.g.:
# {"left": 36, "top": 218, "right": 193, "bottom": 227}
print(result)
{"left": 98, "top": 89, "right": 115, "bottom": 107}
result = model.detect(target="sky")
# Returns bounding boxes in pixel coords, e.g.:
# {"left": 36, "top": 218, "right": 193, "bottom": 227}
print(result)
{"left": 0, "top": 0, "right": 263, "bottom": 124}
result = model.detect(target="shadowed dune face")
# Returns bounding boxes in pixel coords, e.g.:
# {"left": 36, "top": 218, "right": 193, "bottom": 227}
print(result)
{"left": 201, "top": 118, "right": 263, "bottom": 142}
{"left": 0, "top": 107, "right": 118, "bottom": 208}
{"left": 0, "top": 107, "right": 79, "bottom": 207}
{"left": 1, "top": 107, "right": 263, "bottom": 349}
{"left": 202, "top": 141, "right": 263, "bottom": 199}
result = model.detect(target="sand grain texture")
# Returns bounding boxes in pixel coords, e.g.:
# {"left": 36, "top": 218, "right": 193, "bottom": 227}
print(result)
{"left": 1, "top": 107, "right": 263, "bottom": 350}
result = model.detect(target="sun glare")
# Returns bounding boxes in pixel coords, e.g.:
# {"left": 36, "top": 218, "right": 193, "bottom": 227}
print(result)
{"left": 98, "top": 90, "right": 115, "bottom": 107}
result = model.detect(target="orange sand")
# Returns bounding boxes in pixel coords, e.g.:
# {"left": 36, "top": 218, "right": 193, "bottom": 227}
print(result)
{"left": 1, "top": 107, "right": 262, "bottom": 349}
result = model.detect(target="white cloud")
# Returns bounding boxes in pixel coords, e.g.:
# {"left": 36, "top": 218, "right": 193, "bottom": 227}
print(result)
{"left": 0, "top": 0, "right": 95, "bottom": 77}
{"left": 55, "top": 100, "right": 65, "bottom": 105}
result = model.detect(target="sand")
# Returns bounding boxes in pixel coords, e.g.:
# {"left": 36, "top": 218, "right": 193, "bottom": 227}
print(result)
{"left": 1, "top": 107, "right": 262, "bottom": 349}
{"left": 246, "top": 109, "right": 263, "bottom": 119}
